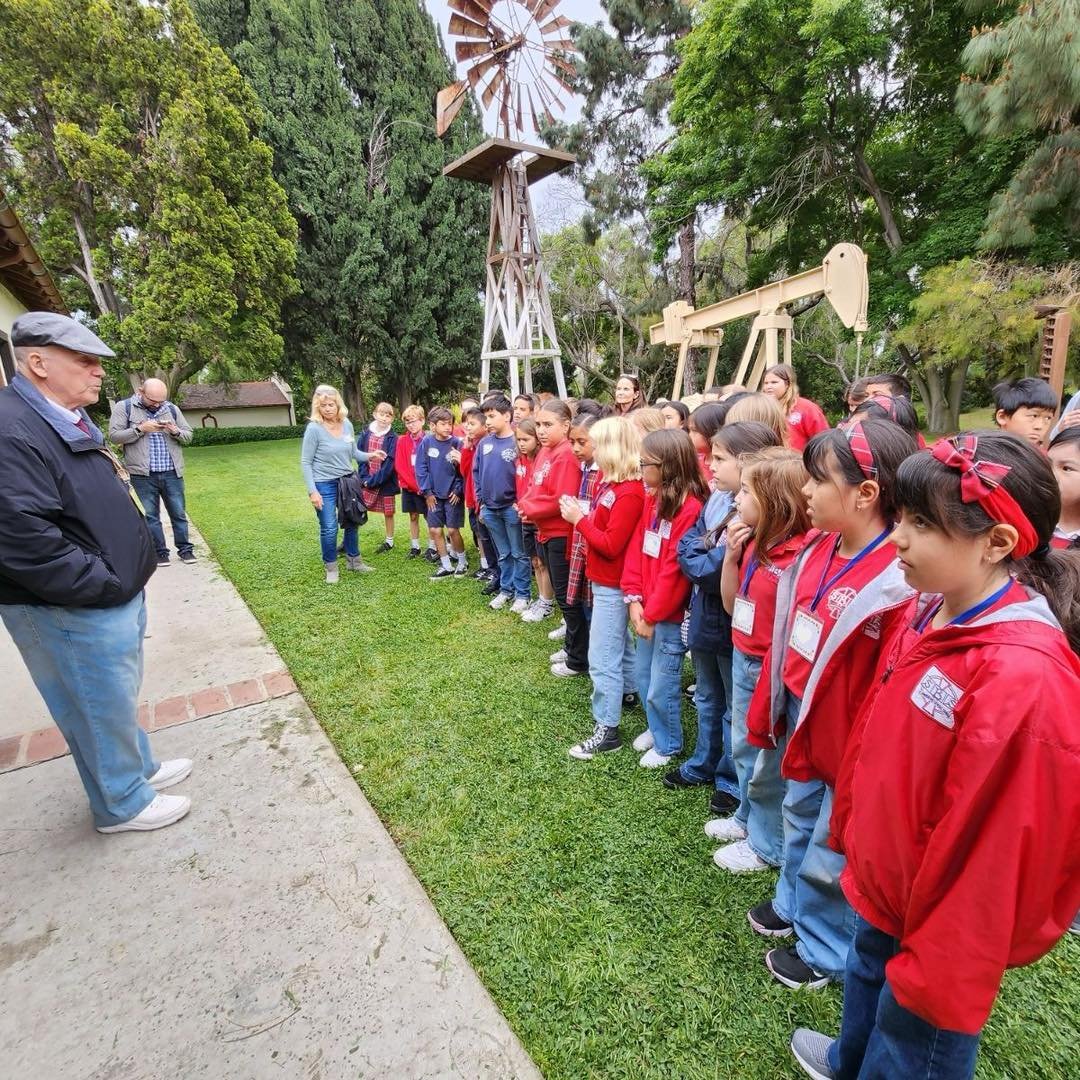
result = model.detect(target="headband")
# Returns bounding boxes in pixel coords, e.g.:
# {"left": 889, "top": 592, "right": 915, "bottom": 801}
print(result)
{"left": 844, "top": 421, "right": 877, "bottom": 480}
{"left": 930, "top": 435, "right": 1040, "bottom": 558}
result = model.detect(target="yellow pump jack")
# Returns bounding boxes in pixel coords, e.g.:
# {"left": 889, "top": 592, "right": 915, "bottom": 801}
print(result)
{"left": 651, "top": 243, "right": 870, "bottom": 401}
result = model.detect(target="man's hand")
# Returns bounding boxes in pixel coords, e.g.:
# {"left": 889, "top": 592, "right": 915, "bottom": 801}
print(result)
{"left": 309, "top": 491, "right": 323, "bottom": 511}
{"left": 425, "top": 494, "right": 437, "bottom": 511}
{"left": 163, "top": 422, "right": 179, "bottom": 435}
{"left": 138, "top": 419, "right": 163, "bottom": 433}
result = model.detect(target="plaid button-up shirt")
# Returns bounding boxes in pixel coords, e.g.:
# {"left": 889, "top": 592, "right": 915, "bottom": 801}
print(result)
{"left": 142, "top": 403, "right": 174, "bottom": 473}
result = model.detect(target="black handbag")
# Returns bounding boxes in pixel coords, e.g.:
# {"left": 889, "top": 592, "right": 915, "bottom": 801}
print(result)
{"left": 336, "top": 472, "right": 369, "bottom": 528}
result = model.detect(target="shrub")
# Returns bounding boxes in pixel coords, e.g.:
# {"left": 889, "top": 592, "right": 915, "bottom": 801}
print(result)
{"left": 189, "top": 424, "right": 306, "bottom": 446}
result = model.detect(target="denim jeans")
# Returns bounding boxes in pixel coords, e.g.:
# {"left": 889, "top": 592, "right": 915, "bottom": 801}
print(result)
{"left": 730, "top": 648, "right": 764, "bottom": 825}
{"left": 314, "top": 478, "right": 358, "bottom": 563}
{"left": 828, "top": 916, "right": 980, "bottom": 1079}
{"left": 0, "top": 593, "right": 160, "bottom": 827}
{"left": 634, "top": 620, "right": 686, "bottom": 756}
{"left": 681, "top": 649, "right": 737, "bottom": 796}
{"left": 773, "top": 779, "right": 854, "bottom": 978}
{"left": 588, "top": 584, "right": 636, "bottom": 728}
{"left": 481, "top": 505, "right": 531, "bottom": 600}
{"left": 745, "top": 692, "right": 796, "bottom": 867}
{"left": 131, "top": 469, "right": 193, "bottom": 558}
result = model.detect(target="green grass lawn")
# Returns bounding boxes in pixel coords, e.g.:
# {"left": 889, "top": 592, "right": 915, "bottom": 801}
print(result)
{"left": 186, "top": 439, "right": 1078, "bottom": 1080}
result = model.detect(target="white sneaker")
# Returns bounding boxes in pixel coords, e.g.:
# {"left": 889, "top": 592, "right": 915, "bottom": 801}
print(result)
{"left": 148, "top": 758, "right": 192, "bottom": 790}
{"left": 97, "top": 793, "right": 191, "bottom": 833}
{"left": 712, "top": 838, "right": 770, "bottom": 873}
{"left": 547, "top": 620, "right": 567, "bottom": 641}
{"left": 704, "top": 816, "right": 748, "bottom": 843}
{"left": 550, "top": 661, "right": 586, "bottom": 678}
{"left": 510, "top": 597, "right": 530, "bottom": 614}
{"left": 521, "top": 600, "right": 554, "bottom": 623}
{"left": 550, "top": 648, "right": 567, "bottom": 664}
{"left": 631, "top": 729, "right": 655, "bottom": 752}
{"left": 638, "top": 747, "right": 672, "bottom": 768}
{"left": 489, "top": 592, "right": 511, "bottom": 610}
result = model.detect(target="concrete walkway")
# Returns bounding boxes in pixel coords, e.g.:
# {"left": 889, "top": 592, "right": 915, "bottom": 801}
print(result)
{"left": 0, "top": 530, "right": 540, "bottom": 1079}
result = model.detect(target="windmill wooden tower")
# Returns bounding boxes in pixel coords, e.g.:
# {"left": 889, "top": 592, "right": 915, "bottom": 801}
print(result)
{"left": 436, "top": 0, "right": 577, "bottom": 398}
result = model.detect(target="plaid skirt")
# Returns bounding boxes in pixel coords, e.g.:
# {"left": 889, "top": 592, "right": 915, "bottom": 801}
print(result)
{"left": 361, "top": 489, "right": 395, "bottom": 513}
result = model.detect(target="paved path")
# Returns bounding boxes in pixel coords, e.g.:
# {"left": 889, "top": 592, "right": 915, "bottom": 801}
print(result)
{"left": 0, "top": 530, "right": 541, "bottom": 1079}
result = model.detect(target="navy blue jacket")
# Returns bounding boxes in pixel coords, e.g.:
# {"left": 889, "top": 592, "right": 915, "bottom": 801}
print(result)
{"left": 414, "top": 433, "right": 463, "bottom": 499}
{"left": 0, "top": 375, "right": 156, "bottom": 607}
{"left": 356, "top": 427, "right": 400, "bottom": 495}
{"left": 472, "top": 433, "right": 518, "bottom": 508}
{"left": 676, "top": 491, "right": 735, "bottom": 654}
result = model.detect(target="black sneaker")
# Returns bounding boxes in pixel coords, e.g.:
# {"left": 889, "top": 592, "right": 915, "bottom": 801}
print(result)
{"left": 472, "top": 567, "right": 488, "bottom": 580}
{"left": 765, "top": 946, "right": 830, "bottom": 990}
{"left": 709, "top": 789, "right": 740, "bottom": 816}
{"left": 663, "top": 768, "right": 709, "bottom": 790}
{"left": 748, "top": 901, "right": 794, "bottom": 938}
{"left": 568, "top": 724, "right": 622, "bottom": 760}
{"left": 622, "top": 692, "right": 640, "bottom": 710}
{"left": 375, "top": 541, "right": 393, "bottom": 554}
{"left": 429, "top": 567, "right": 455, "bottom": 581}
{"left": 179, "top": 551, "right": 196, "bottom": 564}
{"left": 424, "top": 549, "right": 440, "bottom": 563}
{"left": 156, "top": 556, "right": 171, "bottom": 567}
{"left": 406, "top": 548, "right": 422, "bottom": 559}
{"left": 481, "top": 580, "right": 501, "bottom": 596}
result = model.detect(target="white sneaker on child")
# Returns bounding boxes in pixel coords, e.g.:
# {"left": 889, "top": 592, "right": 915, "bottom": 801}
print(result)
{"left": 521, "top": 600, "right": 553, "bottom": 623}
{"left": 549, "top": 649, "right": 567, "bottom": 664}
{"left": 712, "top": 838, "right": 770, "bottom": 873}
{"left": 510, "top": 597, "right": 530, "bottom": 614}
{"left": 547, "top": 620, "right": 567, "bottom": 641}
{"left": 638, "top": 747, "right": 672, "bottom": 768}
{"left": 704, "top": 816, "right": 748, "bottom": 842}
{"left": 631, "top": 729, "right": 654, "bottom": 752}
{"left": 489, "top": 593, "right": 511, "bottom": 610}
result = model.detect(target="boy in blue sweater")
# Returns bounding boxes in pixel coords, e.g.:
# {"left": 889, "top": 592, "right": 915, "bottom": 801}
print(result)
{"left": 415, "top": 406, "right": 466, "bottom": 579}
{"left": 475, "top": 395, "right": 532, "bottom": 612}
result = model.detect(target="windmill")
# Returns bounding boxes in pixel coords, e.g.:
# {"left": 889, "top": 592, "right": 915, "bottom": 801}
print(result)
{"left": 437, "top": 0, "right": 577, "bottom": 398}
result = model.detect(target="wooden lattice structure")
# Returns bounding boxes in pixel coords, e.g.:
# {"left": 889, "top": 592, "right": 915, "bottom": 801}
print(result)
{"left": 1036, "top": 303, "right": 1072, "bottom": 408}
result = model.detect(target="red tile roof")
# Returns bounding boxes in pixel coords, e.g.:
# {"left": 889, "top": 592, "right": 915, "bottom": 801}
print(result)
{"left": 0, "top": 186, "right": 67, "bottom": 314}
{"left": 177, "top": 381, "right": 290, "bottom": 410}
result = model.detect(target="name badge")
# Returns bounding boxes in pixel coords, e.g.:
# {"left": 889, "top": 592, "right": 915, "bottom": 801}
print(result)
{"left": 643, "top": 530, "right": 662, "bottom": 557}
{"left": 577, "top": 498, "right": 591, "bottom": 515}
{"left": 732, "top": 596, "right": 756, "bottom": 635}
{"left": 410, "top": 454, "right": 416, "bottom": 466}
{"left": 427, "top": 446, "right": 440, "bottom": 458}
{"left": 789, "top": 608, "right": 824, "bottom": 662}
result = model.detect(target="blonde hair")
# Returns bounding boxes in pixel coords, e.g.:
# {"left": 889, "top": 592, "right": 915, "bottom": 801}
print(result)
{"left": 726, "top": 393, "right": 789, "bottom": 446}
{"left": 764, "top": 363, "right": 799, "bottom": 412}
{"left": 629, "top": 406, "right": 666, "bottom": 436}
{"left": 310, "top": 384, "right": 348, "bottom": 424}
{"left": 591, "top": 417, "right": 641, "bottom": 483}
{"left": 402, "top": 404, "right": 425, "bottom": 422}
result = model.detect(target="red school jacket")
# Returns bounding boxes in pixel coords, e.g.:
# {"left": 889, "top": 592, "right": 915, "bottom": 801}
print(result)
{"left": 786, "top": 396, "right": 830, "bottom": 450}
{"left": 745, "top": 532, "right": 915, "bottom": 789}
{"left": 620, "top": 493, "right": 704, "bottom": 625}
{"left": 729, "top": 534, "right": 809, "bottom": 659}
{"left": 574, "top": 478, "right": 646, "bottom": 588}
{"left": 515, "top": 453, "right": 535, "bottom": 502}
{"left": 459, "top": 441, "right": 477, "bottom": 510}
{"left": 394, "top": 429, "right": 424, "bottom": 494}
{"left": 517, "top": 439, "right": 580, "bottom": 543}
{"left": 830, "top": 584, "right": 1080, "bottom": 1034}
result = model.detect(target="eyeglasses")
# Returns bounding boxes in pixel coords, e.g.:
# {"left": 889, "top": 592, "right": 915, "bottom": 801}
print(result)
{"left": 640, "top": 460, "right": 661, "bottom": 468}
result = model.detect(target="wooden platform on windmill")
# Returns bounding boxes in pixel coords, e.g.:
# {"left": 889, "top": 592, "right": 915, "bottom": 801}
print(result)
{"left": 444, "top": 137, "right": 576, "bottom": 185}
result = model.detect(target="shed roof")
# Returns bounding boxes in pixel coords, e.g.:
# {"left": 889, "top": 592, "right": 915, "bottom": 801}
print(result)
{"left": 0, "top": 187, "right": 67, "bottom": 315}
{"left": 177, "top": 381, "right": 291, "bottom": 410}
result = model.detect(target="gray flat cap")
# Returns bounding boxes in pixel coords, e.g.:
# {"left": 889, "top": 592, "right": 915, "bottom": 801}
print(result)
{"left": 10, "top": 312, "right": 115, "bottom": 357}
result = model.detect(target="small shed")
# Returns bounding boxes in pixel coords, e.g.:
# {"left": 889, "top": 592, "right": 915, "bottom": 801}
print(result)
{"left": 177, "top": 377, "right": 295, "bottom": 428}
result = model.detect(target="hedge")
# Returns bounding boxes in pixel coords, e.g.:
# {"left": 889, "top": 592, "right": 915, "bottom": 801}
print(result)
{"left": 190, "top": 424, "right": 306, "bottom": 446}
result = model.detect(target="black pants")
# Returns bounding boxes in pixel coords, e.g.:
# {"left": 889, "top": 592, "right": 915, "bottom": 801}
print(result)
{"left": 541, "top": 535, "right": 589, "bottom": 672}
{"left": 469, "top": 507, "right": 499, "bottom": 569}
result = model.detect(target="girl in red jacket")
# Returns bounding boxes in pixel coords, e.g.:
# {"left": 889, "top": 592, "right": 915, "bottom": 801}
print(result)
{"left": 562, "top": 417, "right": 646, "bottom": 759}
{"left": 514, "top": 419, "right": 555, "bottom": 620}
{"left": 761, "top": 363, "right": 829, "bottom": 450}
{"left": 792, "top": 431, "right": 1080, "bottom": 1080}
{"left": 1048, "top": 426, "right": 1080, "bottom": 549}
{"left": 518, "top": 400, "right": 589, "bottom": 673}
{"left": 729, "top": 421, "right": 917, "bottom": 998}
{"left": 621, "top": 429, "right": 710, "bottom": 767}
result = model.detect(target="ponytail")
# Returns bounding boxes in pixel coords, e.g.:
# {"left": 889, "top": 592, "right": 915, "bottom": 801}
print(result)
{"left": 1015, "top": 549, "right": 1080, "bottom": 655}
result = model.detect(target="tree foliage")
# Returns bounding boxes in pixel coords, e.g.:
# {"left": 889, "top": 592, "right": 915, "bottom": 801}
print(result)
{"left": 193, "top": 0, "right": 490, "bottom": 415}
{"left": 0, "top": 0, "right": 298, "bottom": 395}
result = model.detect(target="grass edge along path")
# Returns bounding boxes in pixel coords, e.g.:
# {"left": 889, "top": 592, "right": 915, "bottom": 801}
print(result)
{"left": 185, "top": 440, "right": 1079, "bottom": 1080}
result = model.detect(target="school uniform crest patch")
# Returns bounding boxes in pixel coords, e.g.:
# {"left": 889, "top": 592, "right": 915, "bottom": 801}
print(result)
{"left": 911, "top": 665, "right": 963, "bottom": 729}
{"left": 863, "top": 614, "right": 882, "bottom": 639}
{"left": 599, "top": 490, "right": 616, "bottom": 509}
{"left": 827, "top": 586, "right": 857, "bottom": 619}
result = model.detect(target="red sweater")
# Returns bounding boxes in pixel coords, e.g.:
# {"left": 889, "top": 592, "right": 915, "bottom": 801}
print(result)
{"left": 574, "top": 479, "right": 646, "bottom": 588}
{"left": 620, "top": 493, "right": 704, "bottom": 625}
{"left": 515, "top": 453, "right": 536, "bottom": 502}
{"left": 730, "top": 534, "right": 808, "bottom": 658}
{"left": 831, "top": 585, "right": 1080, "bottom": 1034}
{"left": 517, "top": 440, "right": 580, "bottom": 542}
{"left": 460, "top": 442, "right": 477, "bottom": 510}
{"left": 786, "top": 396, "right": 829, "bottom": 450}
{"left": 394, "top": 430, "right": 424, "bottom": 494}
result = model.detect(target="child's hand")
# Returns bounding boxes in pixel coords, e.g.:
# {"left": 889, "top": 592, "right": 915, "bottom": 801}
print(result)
{"left": 448, "top": 493, "right": 461, "bottom": 506}
{"left": 725, "top": 520, "right": 753, "bottom": 560}
{"left": 559, "top": 494, "right": 583, "bottom": 524}
{"left": 425, "top": 494, "right": 436, "bottom": 511}
{"left": 447, "top": 448, "right": 461, "bottom": 464}
{"left": 634, "top": 615, "right": 654, "bottom": 639}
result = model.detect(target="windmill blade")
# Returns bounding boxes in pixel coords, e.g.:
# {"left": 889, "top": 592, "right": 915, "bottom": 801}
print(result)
{"left": 515, "top": 83, "right": 524, "bottom": 135}
{"left": 544, "top": 37, "right": 576, "bottom": 50}
{"left": 435, "top": 82, "right": 469, "bottom": 137}
{"left": 542, "top": 104, "right": 556, "bottom": 129}
{"left": 526, "top": 85, "right": 542, "bottom": 135}
{"left": 498, "top": 83, "right": 511, "bottom": 138}
{"left": 466, "top": 54, "right": 499, "bottom": 87}
{"left": 481, "top": 68, "right": 506, "bottom": 110}
{"left": 547, "top": 54, "right": 577, "bottom": 77}
{"left": 448, "top": 0, "right": 493, "bottom": 17}
{"left": 545, "top": 64, "right": 575, "bottom": 96}
{"left": 534, "top": 0, "right": 563, "bottom": 23}
{"left": 448, "top": 13, "right": 489, "bottom": 39}
{"left": 540, "top": 15, "right": 571, "bottom": 35}
{"left": 455, "top": 39, "right": 493, "bottom": 62}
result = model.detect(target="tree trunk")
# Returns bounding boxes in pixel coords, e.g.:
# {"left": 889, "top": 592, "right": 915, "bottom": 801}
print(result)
{"left": 677, "top": 215, "right": 698, "bottom": 394}
{"left": 397, "top": 381, "right": 413, "bottom": 413}
{"left": 343, "top": 367, "right": 365, "bottom": 423}
{"left": 945, "top": 362, "right": 969, "bottom": 434}
{"left": 852, "top": 149, "right": 903, "bottom": 255}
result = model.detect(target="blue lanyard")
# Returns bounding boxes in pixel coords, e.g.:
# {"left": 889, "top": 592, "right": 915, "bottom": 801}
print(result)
{"left": 912, "top": 579, "right": 1013, "bottom": 633}
{"left": 739, "top": 553, "right": 759, "bottom": 597}
{"left": 810, "top": 527, "right": 891, "bottom": 612}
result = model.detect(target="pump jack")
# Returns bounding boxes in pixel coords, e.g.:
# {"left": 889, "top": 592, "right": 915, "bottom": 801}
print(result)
{"left": 650, "top": 243, "right": 870, "bottom": 400}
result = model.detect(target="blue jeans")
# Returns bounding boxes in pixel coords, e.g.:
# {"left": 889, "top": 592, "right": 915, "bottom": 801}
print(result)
{"left": 131, "top": 470, "right": 193, "bottom": 558}
{"left": 773, "top": 780, "right": 854, "bottom": 978}
{"left": 828, "top": 916, "right": 980, "bottom": 1079}
{"left": 588, "top": 585, "right": 636, "bottom": 728}
{"left": 0, "top": 593, "right": 160, "bottom": 827}
{"left": 634, "top": 620, "right": 686, "bottom": 756}
{"left": 745, "top": 692, "right": 796, "bottom": 867}
{"left": 730, "top": 648, "right": 764, "bottom": 825}
{"left": 314, "top": 479, "right": 358, "bottom": 563}
{"left": 681, "top": 649, "right": 737, "bottom": 796}
{"left": 481, "top": 505, "right": 530, "bottom": 600}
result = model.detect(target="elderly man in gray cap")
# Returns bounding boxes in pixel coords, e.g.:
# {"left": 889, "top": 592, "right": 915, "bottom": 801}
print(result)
{"left": 0, "top": 312, "right": 192, "bottom": 833}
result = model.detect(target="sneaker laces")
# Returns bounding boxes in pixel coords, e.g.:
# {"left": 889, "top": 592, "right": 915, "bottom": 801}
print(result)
{"left": 579, "top": 724, "right": 608, "bottom": 752}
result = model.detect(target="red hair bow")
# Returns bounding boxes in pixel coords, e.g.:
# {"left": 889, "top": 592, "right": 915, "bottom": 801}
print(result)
{"left": 845, "top": 421, "right": 877, "bottom": 480}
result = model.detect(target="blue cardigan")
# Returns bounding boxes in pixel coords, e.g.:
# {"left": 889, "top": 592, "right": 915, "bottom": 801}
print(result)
{"left": 357, "top": 427, "right": 400, "bottom": 495}
{"left": 676, "top": 490, "right": 736, "bottom": 654}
